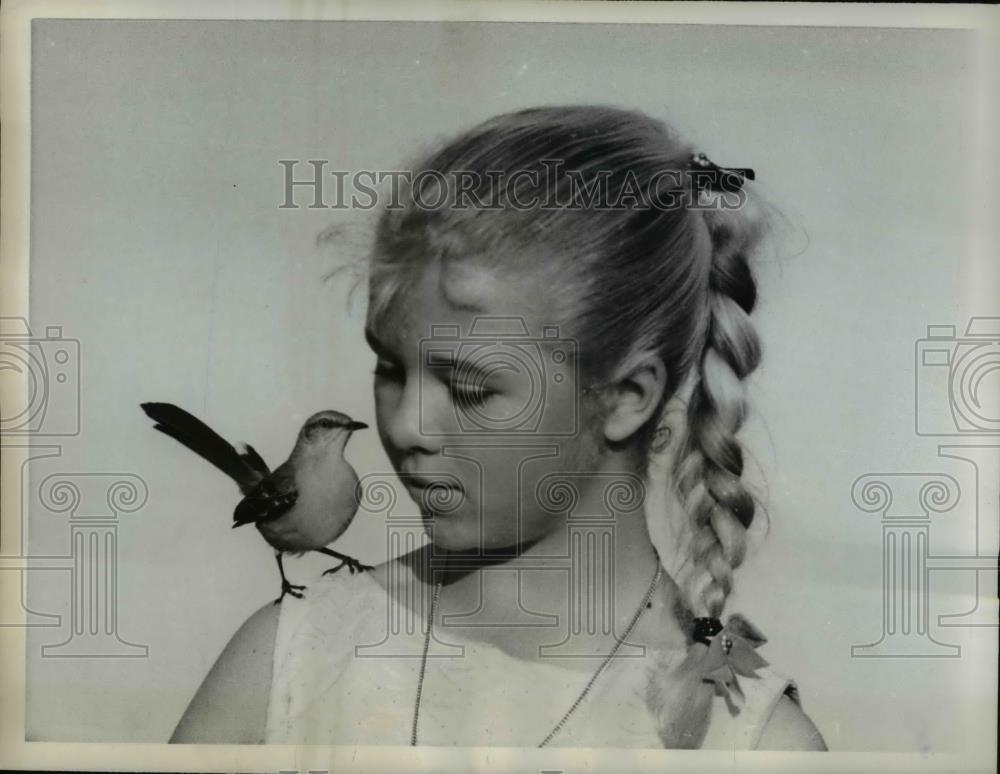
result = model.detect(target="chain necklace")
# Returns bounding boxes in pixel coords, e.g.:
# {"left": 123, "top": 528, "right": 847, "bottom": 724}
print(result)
{"left": 410, "top": 562, "right": 664, "bottom": 747}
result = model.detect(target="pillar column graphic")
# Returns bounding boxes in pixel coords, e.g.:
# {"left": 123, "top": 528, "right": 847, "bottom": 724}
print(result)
{"left": 851, "top": 473, "right": 961, "bottom": 657}
{"left": 431, "top": 445, "right": 563, "bottom": 634}
{"left": 353, "top": 475, "right": 463, "bottom": 659}
{"left": 537, "top": 472, "right": 650, "bottom": 660}
{"left": 38, "top": 473, "right": 149, "bottom": 658}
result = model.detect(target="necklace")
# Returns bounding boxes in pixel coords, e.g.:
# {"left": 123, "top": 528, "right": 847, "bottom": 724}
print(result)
{"left": 410, "top": 562, "right": 664, "bottom": 747}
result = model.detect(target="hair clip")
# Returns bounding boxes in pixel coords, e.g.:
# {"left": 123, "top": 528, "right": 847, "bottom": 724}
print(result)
{"left": 694, "top": 614, "right": 770, "bottom": 715}
{"left": 687, "top": 153, "right": 756, "bottom": 193}
{"left": 692, "top": 616, "right": 723, "bottom": 646}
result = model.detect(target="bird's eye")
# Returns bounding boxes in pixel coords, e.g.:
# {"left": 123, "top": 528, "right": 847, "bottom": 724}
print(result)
{"left": 320, "top": 418, "right": 335, "bottom": 428}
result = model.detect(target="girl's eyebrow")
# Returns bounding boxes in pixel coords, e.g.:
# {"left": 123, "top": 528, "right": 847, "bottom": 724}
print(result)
{"left": 365, "top": 325, "right": 498, "bottom": 382}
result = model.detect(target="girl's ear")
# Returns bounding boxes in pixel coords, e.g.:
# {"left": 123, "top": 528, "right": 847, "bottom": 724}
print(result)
{"left": 602, "top": 353, "right": 669, "bottom": 444}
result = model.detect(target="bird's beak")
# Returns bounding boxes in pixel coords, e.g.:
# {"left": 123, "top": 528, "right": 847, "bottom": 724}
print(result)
{"left": 346, "top": 420, "right": 368, "bottom": 431}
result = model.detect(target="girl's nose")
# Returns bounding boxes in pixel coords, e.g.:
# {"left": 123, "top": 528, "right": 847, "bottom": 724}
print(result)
{"left": 385, "top": 376, "right": 445, "bottom": 455}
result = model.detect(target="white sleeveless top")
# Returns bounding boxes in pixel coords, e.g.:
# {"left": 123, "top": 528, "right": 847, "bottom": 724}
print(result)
{"left": 264, "top": 570, "right": 800, "bottom": 749}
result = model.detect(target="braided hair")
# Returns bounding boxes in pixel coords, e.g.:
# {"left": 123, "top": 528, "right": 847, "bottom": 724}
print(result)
{"left": 646, "top": 198, "right": 766, "bottom": 748}
{"left": 367, "top": 105, "right": 770, "bottom": 748}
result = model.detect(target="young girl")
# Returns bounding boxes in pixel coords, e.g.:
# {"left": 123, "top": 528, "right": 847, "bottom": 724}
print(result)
{"left": 171, "top": 105, "right": 827, "bottom": 750}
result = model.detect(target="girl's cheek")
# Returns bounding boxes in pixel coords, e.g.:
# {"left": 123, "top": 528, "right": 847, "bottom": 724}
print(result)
{"left": 372, "top": 382, "right": 400, "bottom": 440}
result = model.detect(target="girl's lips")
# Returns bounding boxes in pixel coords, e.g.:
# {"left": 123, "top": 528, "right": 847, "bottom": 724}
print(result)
{"left": 400, "top": 474, "right": 464, "bottom": 493}
{"left": 403, "top": 478, "right": 466, "bottom": 514}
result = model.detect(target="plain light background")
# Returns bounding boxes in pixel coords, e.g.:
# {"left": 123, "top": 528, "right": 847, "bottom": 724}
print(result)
{"left": 22, "top": 18, "right": 998, "bottom": 752}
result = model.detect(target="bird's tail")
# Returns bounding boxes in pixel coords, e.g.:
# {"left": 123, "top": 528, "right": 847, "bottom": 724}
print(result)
{"left": 140, "top": 402, "right": 264, "bottom": 493}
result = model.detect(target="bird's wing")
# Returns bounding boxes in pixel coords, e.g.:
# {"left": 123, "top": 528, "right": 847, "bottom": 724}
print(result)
{"left": 232, "top": 460, "right": 298, "bottom": 527}
{"left": 140, "top": 402, "right": 267, "bottom": 494}
{"left": 238, "top": 442, "right": 270, "bottom": 478}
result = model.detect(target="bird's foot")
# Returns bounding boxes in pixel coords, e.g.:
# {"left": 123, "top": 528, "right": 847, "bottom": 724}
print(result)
{"left": 323, "top": 556, "right": 374, "bottom": 576}
{"left": 273, "top": 579, "right": 307, "bottom": 605}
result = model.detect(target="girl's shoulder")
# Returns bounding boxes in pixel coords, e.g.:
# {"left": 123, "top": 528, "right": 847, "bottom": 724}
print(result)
{"left": 691, "top": 627, "right": 824, "bottom": 751}
{"left": 171, "top": 599, "right": 282, "bottom": 743}
{"left": 267, "top": 551, "right": 420, "bottom": 679}
{"left": 640, "top": 607, "right": 821, "bottom": 751}
{"left": 270, "top": 562, "right": 394, "bottom": 659}
{"left": 700, "top": 663, "right": 804, "bottom": 749}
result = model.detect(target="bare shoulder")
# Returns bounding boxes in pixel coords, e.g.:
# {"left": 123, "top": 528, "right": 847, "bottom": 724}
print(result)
{"left": 170, "top": 601, "right": 280, "bottom": 744}
{"left": 757, "top": 693, "right": 828, "bottom": 751}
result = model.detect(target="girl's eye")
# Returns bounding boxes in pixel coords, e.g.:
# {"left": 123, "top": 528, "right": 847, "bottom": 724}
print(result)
{"left": 450, "top": 382, "right": 497, "bottom": 408}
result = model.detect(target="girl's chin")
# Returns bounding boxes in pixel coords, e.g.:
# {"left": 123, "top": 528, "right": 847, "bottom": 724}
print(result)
{"left": 422, "top": 524, "right": 487, "bottom": 553}
{"left": 422, "top": 522, "right": 542, "bottom": 556}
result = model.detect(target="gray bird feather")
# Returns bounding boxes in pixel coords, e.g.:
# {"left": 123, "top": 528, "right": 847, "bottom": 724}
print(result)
{"left": 232, "top": 460, "right": 300, "bottom": 527}
{"left": 139, "top": 401, "right": 299, "bottom": 528}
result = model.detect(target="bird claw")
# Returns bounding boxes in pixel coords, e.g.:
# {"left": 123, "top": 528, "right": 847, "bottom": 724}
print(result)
{"left": 273, "top": 579, "right": 307, "bottom": 605}
{"left": 323, "top": 557, "right": 374, "bottom": 576}
{"left": 345, "top": 557, "right": 374, "bottom": 574}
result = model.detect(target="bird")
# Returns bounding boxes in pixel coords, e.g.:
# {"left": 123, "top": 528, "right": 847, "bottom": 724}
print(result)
{"left": 139, "top": 401, "right": 373, "bottom": 603}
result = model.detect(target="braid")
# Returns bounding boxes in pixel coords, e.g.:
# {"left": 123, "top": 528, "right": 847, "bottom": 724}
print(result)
{"left": 645, "top": 203, "right": 766, "bottom": 749}
{"left": 673, "top": 209, "right": 762, "bottom": 616}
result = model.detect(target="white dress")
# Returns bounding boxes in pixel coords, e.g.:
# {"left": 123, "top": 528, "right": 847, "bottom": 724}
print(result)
{"left": 264, "top": 569, "right": 801, "bottom": 749}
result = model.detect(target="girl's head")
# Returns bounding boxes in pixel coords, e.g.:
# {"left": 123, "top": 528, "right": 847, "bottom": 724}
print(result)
{"left": 365, "top": 106, "right": 766, "bottom": 629}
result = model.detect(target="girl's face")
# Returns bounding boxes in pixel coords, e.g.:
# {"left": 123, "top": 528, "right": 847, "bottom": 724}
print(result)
{"left": 366, "top": 258, "right": 608, "bottom": 553}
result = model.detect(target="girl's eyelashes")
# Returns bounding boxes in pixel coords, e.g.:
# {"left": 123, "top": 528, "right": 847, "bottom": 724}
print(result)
{"left": 371, "top": 357, "right": 500, "bottom": 407}
{"left": 449, "top": 382, "right": 498, "bottom": 408}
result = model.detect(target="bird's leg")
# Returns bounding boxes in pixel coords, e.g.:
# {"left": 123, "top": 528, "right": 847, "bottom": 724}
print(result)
{"left": 321, "top": 561, "right": 345, "bottom": 576}
{"left": 315, "top": 546, "right": 374, "bottom": 575}
{"left": 273, "top": 552, "right": 306, "bottom": 605}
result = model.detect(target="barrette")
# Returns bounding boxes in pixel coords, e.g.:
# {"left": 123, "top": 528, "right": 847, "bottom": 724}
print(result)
{"left": 692, "top": 613, "right": 770, "bottom": 715}
{"left": 687, "top": 153, "right": 756, "bottom": 193}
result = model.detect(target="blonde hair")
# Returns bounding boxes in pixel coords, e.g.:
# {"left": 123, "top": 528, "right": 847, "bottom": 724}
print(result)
{"left": 367, "top": 105, "right": 769, "bottom": 747}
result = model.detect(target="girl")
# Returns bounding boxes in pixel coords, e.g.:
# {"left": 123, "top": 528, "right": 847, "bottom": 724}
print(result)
{"left": 171, "top": 105, "right": 827, "bottom": 750}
